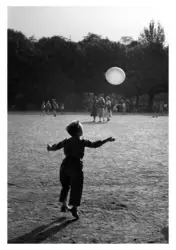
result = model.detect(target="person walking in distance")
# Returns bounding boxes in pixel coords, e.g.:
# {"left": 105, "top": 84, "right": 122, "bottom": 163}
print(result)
{"left": 91, "top": 95, "right": 98, "bottom": 122}
{"left": 152, "top": 101, "right": 158, "bottom": 118}
{"left": 60, "top": 103, "right": 64, "bottom": 115}
{"left": 97, "top": 96, "right": 105, "bottom": 122}
{"left": 46, "top": 100, "right": 51, "bottom": 115}
{"left": 41, "top": 101, "right": 46, "bottom": 115}
{"left": 122, "top": 101, "right": 126, "bottom": 115}
{"left": 159, "top": 101, "right": 164, "bottom": 116}
{"left": 105, "top": 96, "right": 112, "bottom": 122}
{"left": 51, "top": 99, "right": 58, "bottom": 117}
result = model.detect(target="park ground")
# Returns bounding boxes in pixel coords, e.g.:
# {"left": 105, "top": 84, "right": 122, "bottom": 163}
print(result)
{"left": 8, "top": 112, "right": 168, "bottom": 243}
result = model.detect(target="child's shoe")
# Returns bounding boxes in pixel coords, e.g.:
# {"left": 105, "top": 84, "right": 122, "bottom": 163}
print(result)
{"left": 61, "top": 204, "right": 69, "bottom": 212}
{"left": 69, "top": 207, "right": 79, "bottom": 219}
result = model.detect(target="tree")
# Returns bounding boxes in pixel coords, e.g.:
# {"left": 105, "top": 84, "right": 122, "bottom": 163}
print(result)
{"left": 120, "top": 36, "right": 133, "bottom": 45}
{"left": 139, "top": 20, "right": 165, "bottom": 46}
{"left": 8, "top": 26, "right": 168, "bottom": 111}
{"left": 136, "top": 21, "right": 168, "bottom": 110}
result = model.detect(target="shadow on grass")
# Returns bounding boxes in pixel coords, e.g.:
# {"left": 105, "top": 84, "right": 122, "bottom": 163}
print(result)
{"left": 81, "top": 121, "right": 107, "bottom": 125}
{"left": 161, "top": 226, "right": 168, "bottom": 242}
{"left": 8, "top": 216, "right": 78, "bottom": 244}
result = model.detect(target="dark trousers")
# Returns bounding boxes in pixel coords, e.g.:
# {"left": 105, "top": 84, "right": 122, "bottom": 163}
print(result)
{"left": 59, "top": 158, "right": 84, "bottom": 207}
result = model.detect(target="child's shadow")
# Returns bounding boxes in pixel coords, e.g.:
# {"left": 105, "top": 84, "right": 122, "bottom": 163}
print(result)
{"left": 8, "top": 216, "right": 77, "bottom": 244}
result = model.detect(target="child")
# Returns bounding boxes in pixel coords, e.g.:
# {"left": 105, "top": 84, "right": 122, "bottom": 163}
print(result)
{"left": 47, "top": 120, "right": 115, "bottom": 219}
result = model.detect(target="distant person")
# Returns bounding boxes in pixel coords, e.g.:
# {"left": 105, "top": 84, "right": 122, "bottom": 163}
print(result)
{"left": 159, "top": 101, "right": 164, "bottom": 116}
{"left": 41, "top": 101, "right": 46, "bottom": 115}
{"left": 126, "top": 100, "right": 130, "bottom": 113}
{"left": 47, "top": 120, "right": 115, "bottom": 219}
{"left": 152, "top": 102, "right": 158, "bottom": 118}
{"left": 90, "top": 95, "right": 98, "bottom": 122}
{"left": 97, "top": 96, "right": 105, "bottom": 122}
{"left": 60, "top": 103, "right": 64, "bottom": 115}
{"left": 112, "top": 104, "right": 117, "bottom": 113}
{"left": 116, "top": 104, "right": 121, "bottom": 112}
{"left": 105, "top": 96, "right": 112, "bottom": 122}
{"left": 46, "top": 100, "right": 51, "bottom": 115}
{"left": 51, "top": 99, "right": 58, "bottom": 117}
{"left": 164, "top": 103, "right": 168, "bottom": 113}
{"left": 122, "top": 101, "right": 126, "bottom": 114}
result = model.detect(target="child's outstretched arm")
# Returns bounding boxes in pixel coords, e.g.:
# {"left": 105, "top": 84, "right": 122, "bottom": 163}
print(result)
{"left": 84, "top": 137, "right": 115, "bottom": 148}
{"left": 47, "top": 139, "right": 66, "bottom": 151}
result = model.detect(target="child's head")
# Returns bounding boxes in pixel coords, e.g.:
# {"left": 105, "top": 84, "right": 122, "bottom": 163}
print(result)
{"left": 66, "top": 121, "right": 83, "bottom": 137}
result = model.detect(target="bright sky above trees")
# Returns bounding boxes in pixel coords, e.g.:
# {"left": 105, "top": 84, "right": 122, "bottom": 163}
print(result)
{"left": 8, "top": 6, "right": 168, "bottom": 42}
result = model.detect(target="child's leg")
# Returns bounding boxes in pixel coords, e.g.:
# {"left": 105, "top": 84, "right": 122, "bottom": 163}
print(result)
{"left": 67, "top": 171, "right": 83, "bottom": 219}
{"left": 59, "top": 167, "right": 70, "bottom": 207}
{"left": 69, "top": 171, "right": 84, "bottom": 207}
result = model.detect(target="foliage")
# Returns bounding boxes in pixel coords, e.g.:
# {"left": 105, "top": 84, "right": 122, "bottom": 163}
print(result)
{"left": 8, "top": 20, "right": 168, "bottom": 111}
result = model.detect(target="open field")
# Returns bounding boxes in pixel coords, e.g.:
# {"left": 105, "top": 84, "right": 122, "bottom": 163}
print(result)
{"left": 8, "top": 112, "right": 168, "bottom": 243}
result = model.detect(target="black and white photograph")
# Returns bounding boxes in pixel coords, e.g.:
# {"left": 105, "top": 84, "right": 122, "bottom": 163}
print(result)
{"left": 6, "top": 1, "right": 170, "bottom": 245}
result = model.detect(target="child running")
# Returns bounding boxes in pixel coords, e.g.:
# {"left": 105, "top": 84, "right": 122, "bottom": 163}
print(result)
{"left": 47, "top": 120, "right": 115, "bottom": 219}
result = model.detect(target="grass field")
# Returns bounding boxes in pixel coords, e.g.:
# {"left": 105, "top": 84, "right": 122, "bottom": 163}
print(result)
{"left": 8, "top": 112, "right": 168, "bottom": 243}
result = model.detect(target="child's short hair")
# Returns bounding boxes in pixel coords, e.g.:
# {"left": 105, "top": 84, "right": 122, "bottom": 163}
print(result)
{"left": 66, "top": 121, "right": 83, "bottom": 136}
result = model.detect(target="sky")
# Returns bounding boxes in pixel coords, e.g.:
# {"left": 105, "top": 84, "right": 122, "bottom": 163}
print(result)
{"left": 7, "top": 6, "right": 169, "bottom": 43}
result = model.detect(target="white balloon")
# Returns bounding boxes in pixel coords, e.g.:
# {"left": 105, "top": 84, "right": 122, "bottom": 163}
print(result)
{"left": 105, "top": 67, "right": 126, "bottom": 85}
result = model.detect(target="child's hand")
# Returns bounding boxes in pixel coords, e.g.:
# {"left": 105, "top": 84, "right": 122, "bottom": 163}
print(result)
{"left": 47, "top": 144, "right": 52, "bottom": 151}
{"left": 107, "top": 137, "right": 115, "bottom": 142}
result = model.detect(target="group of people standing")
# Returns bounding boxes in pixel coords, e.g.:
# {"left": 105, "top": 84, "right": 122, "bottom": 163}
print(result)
{"left": 41, "top": 99, "right": 64, "bottom": 117}
{"left": 91, "top": 95, "right": 112, "bottom": 122}
{"left": 152, "top": 101, "right": 166, "bottom": 118}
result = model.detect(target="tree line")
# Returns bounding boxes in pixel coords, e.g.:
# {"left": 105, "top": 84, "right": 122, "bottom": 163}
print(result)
{"left": 8, "top": 20, "right": 168, "bottom": 111}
